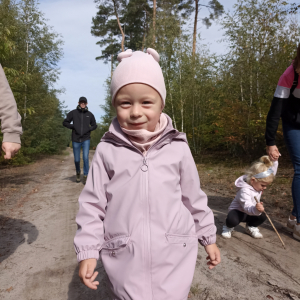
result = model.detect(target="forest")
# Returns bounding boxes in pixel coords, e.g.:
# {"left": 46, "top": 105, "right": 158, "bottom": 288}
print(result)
{"left": 0, "top": 0, "right": 69, "bottom": 165}
{"left": 91, "top": 0, "right": 300, "bottom": 159}
{"left": 0, "top": 0, "right": 299, "bottom": 165}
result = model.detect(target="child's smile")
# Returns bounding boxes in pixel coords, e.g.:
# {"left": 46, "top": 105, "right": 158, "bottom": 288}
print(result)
{"left": 114, "top": 83, "right": 163, "bottom": 132}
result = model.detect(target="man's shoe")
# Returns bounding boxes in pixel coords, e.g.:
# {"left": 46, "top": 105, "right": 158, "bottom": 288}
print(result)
{"left": 293, "top": 224, "right": 300, "bottom": 241}
{"left": 221, "top": 225, "right": 234, "bottom": 239}
{"left": 76, "top": 172, "right": 81, "bottom": 183}
{"left": 287, "top": 217, "right": 297, "bottom": 233}
{"left": 83, "top": 175, "right": 87, "bottom": 185}
{"left": 245, "top": 225, "right": 263, "bottom": 239}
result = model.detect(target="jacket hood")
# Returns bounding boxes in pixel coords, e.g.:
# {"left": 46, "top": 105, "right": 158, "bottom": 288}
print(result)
{"left": 102, "top": 113, "right": 187, "bottom": 148}
{"left": 235, "top": 175, "right": 256, "bottom": 191}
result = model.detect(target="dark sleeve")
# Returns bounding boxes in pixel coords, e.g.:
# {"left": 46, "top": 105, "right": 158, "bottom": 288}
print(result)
{"left": 63, "top": 111, "right": 74, "bottom": 129}
{"left": 265, "top": 96, "right": 285, "bottom": 146}
{"left": 89, "top": 113, "right": 97, "bottom": 131}
{"left": 265, "top": 66, "right": 294, "bottom": 146}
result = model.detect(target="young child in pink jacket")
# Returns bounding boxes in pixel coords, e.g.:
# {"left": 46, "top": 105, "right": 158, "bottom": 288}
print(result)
{"left": 222, "top": 156, "right": 278, "bottom": 239}
{"left": 74, "top": 48, "right": 220, "bottom": 300}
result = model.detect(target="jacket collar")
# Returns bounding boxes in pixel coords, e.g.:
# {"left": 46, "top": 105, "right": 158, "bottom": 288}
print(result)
{"left": 101, "top": 113, "right": 187, "bottom": 153}
{"left": 77, "top": 105, "right": 88, "bottom": 112}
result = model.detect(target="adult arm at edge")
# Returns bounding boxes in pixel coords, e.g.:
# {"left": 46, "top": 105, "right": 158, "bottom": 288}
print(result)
{"left": 0, "top": 65, "right": 22, "bottom": 144}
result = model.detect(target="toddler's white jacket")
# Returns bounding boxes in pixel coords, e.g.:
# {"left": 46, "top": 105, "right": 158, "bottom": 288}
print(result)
{"left": 228, "top": 161, "right": 278, "bottom": 216}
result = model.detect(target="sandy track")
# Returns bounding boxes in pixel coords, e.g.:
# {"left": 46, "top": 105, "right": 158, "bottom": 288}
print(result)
{"left": 0, "top": 149, "right": 299, "bottom": 300}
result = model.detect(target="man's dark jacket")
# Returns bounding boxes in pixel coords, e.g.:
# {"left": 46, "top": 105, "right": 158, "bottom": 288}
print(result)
{"left": 63, "top": 106, "right": 97, "bottom": 143}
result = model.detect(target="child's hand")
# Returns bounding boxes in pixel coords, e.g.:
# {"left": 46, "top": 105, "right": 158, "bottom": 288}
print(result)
{"left": 256, "top": 202, "right": 265, "bottom": 213}
{"left": 78, "top": 258, "right": 99, "bottom": 290}
{"left": 204, "top": 243, "right": 221, "bottom": 270}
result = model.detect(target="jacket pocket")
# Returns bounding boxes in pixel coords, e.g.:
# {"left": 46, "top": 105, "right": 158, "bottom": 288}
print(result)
{"left": 165, "top": 233, "right": 198, "bottom": 245}
{"left": 101, "top": 235, "right": 131, "bottom": 256}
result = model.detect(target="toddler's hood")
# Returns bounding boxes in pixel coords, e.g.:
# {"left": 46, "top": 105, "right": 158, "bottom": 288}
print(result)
{"left": 235, "top": 175, "right": 253, "bottom": 190}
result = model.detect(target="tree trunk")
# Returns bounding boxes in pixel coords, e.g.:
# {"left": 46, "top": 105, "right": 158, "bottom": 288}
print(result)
{"left": 167, "top": 77, "right": 177, "bottom": 130}
{"left": 152, "top": 0, "right": 156, "bottom": 46}
{"left": 179, "top": 55, "right": 184, "bottom": 132}
{"left": 192, "top": 0, "right": 199, "bottom": 56}
{"left": 142, "top": 11, "right": 147, "bottom": 51}
{"left": 240, "top": 73, "right": 244, "bottom": 101}
{"left": 112, "top": 0, "right": 125, "bottom": 51}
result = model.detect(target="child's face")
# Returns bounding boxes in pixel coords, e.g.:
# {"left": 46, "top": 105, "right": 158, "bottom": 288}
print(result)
{"left": 250, "top": 178, "right": 270, "bottom": 192}
{"left": 115, "top": 83, "right": 163, "bottom": 131}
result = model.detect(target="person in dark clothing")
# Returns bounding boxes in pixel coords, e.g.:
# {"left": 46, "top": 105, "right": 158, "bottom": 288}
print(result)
{"left": 265, "top": 43, "right": 300, "bottom": 241}
{"left": 63, "top": 97, "right": 97, "bottom": 184}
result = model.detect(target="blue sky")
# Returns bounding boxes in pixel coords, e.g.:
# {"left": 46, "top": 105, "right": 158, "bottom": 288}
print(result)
{"left": 37, "top": 0, "right": 284, "bottom": 121}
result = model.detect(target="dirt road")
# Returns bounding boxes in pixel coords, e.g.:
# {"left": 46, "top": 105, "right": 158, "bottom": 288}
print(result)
{"left": 0, "top": 149, "right": 299, "bottom": 300}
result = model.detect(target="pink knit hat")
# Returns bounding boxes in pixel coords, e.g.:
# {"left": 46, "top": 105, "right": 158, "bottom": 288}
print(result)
{"left": 111, "top": 48, "right": 166, "bottom": 106}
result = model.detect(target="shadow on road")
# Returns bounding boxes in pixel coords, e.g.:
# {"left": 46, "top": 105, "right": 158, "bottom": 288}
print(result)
{"left": 0, "top": 215, "right": 38, "bottom": 263}
{"left": 0, "top": 173, "right": 40, "bottom": 189}
{"left": 67, "top": 259, "right": 112, "bottom": 300}
{"left": 63, "top": 175, "right": 78, "bottom": 183}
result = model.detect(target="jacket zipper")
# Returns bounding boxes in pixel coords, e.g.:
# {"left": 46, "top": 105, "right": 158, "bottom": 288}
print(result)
{"left": 102, "top": 130, "right": 182, "bottom": 299}
{"left": 141, "top": 157, "right": 152, "bottom": 299}
{"left": 80, "top": 111, "right": 83, "bottom": 142}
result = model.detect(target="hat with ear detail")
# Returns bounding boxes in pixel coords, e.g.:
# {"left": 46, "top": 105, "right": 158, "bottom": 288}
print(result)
{"left": 111, "top": 48, "right": 166, "bottom": 106}
{"left": 117, "top": 49, "right": 133, "bottom": 62}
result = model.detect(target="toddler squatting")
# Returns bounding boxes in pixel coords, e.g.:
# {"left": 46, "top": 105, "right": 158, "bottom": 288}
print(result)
{"left": 73, "top": 48, "right": 221, "bottom": 300}
{"left": 222, "top": 156, "right": 278, "bottom": 239}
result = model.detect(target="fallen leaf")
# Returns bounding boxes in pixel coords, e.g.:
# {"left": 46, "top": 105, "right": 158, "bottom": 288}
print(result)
{"left": 6, "top": 286, "right": 13, "bottom": 292}
{"left": 266, "top": 296, "right": 274, "bottom": 300}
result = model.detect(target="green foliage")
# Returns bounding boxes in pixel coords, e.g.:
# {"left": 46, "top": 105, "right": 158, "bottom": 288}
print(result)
{"left": 99, "top": 78, "right": 116, "bottom": 133}
{"left": 90, "top": 78, "right": 116, "bottom": 149}
{"left": 0, "top": 0, "right": 69, "bottom": 165}
{"left": 0, "top": 0, "right": 19, "bottom": 61}
{"left": 211, "top": 0, "right": 297, "bottom": 156}
{"left": 92, "top": 0, "right": 152, "bottom": 64}
{"left": 97, "top": 0, "right": 299, "bottom": 159}
{"left": 201, "top": 0, "right": 224, "bottom": 28}
{"left": 90, "top": 123, "right": 106, "bottom": 149}
{"left": 91, "top": 0, "right": 121, "bottom": 63}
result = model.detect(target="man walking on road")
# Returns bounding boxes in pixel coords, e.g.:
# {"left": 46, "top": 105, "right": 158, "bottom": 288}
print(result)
{"left": 63, "top": 97, "right": 97, "bottom": 184}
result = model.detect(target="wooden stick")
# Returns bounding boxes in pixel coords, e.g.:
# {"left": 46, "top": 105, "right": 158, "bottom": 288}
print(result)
{"left": 254, "top": 196, "right": 285, "bottom": 249}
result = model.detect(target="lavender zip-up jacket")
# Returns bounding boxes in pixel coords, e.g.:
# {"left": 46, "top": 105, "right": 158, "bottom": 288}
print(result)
{"left": 228, "top": 161, "right": 278, "bottom": 215}
{"left": 74, "top": 115, "right": 216, "bottom": 300}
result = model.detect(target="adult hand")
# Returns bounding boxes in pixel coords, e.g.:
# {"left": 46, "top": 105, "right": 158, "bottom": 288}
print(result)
{"left": 78, "top": 258, "right": 99, "bottom": 290}
{"left": 204, "top": 243, "right": 221, "bottom": 270}
{"left": 256, "top": 202, "right": 264, "bottom": 213}
{"left": 2, "top": 142, "right": 21, "bottom": 159}
{"left": 266, "top": 145, "right": 281, "bottom": 161}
